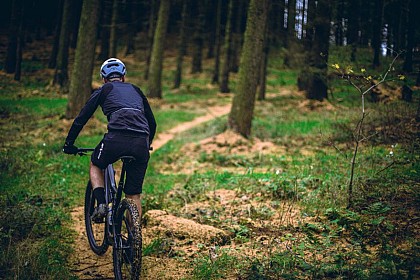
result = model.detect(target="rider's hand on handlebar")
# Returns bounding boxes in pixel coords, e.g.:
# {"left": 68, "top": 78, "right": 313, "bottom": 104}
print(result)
{"left": 62, "top": 142, "right": 79, "bottom": 155}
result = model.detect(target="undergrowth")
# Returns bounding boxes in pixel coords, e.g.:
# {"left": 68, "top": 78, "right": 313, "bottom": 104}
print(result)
{"left": 0, "top": 45, "right": 419, "bottom": 279}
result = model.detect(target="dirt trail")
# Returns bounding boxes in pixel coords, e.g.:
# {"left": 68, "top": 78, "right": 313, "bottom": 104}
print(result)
{"left": 69, "top": 104, "right": 231, "bottom": 279}
{"left": 151, "top": 104, "right": 231, "bottom": 150}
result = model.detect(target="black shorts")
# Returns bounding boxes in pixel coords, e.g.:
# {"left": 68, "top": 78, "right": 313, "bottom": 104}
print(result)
{"left": 91, "top": 132, "right": 150, "bottom": 195}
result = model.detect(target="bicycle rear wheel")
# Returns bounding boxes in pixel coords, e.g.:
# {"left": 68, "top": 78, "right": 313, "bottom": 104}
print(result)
{"left": 84, "top": 181, "right": 109, "bottom": 255}
{"left": 113, "top": 198, "right": 142, "bottom": 280}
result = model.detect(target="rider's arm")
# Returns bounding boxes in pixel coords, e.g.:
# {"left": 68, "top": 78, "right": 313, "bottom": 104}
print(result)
{"left": 65, "top": 88, "right": 103, "bottom": 145}
{"left": 132, "top": 85, "right": 157, "bottom": 144}
{"left": 143, "top": 98, "right": 157, "bottom": 144}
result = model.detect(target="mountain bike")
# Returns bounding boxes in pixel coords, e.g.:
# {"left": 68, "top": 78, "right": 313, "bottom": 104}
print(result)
{"left": 77, "top": 148, "right": 142, "bottom": 280}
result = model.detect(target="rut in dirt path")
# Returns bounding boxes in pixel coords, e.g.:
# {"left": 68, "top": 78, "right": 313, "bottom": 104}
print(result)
{"left": 69, "top": 104, "right": 231, "bottom": 279}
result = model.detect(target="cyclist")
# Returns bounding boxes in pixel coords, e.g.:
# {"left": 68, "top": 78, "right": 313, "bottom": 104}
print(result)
{"left": 63, "top": 58, "right": 156, "bottom": 222}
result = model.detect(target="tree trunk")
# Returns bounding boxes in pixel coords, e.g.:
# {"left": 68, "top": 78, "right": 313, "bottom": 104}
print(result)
{"left": 173, "top": 0, "right": 189, "bottom": 89}
{"left": 286, "top": 0, "right": 296, "bottom": 43}
{"left": 48, "top": 0, "right": 64, "bottom": 69}
{"left": 304, "top": 0, "right": 315, "bottom": 51}
{"left": 147, "top": 0, "right": 170, "bottom": 99}
{"left": 14, "top": 1, "right": 25, "bottom": 81}
{"left": 211, "top": 0, "right": 222, "bottom": 84}
{"left": 403, "top": 0, "right": 415, "bottom": 73}
{"left": 144, "top": 0, "right": 157, "bottom": 80}
{"left": 283, "top": 0, "right": 296, "bottom": 67}
{"left": 270, "top": 0, "right": 286, "bottom": 45}
{"left": 70, "top": 0, "right": 82, "bottom": 49}
{"left": 219, "top": 0, "right": 234, "bottom": 93}
{"left": 397, "top": 1, "right": 408, "bottom": 52}
{"left": 372, "top": 0, "right": 384, "bottom": 68}
{"left": 66, "top": 0, "right": 100, "bottom": 119}
{"left": 334, "top": 0, "right": 345, "bottom": 46}
{"left": 4, "top": 0, "right": 20, "bottom": 74}
{"left": 359, "top": 1, "right": 372, "bottom": 47}
{"left": 347, "top": 0, "right": 360, "bottom": 62}
{"left": 191, "top": 0, "right": 207, "bottom": 74}
{"left": 206, "top": 0, "right": 216, "bottom": 59}
{"left": 228, "top": 0, "right": 270, "bottom": 138}
{"left": 53, "top": 0, "right": 72, "bottom": 89}
{"left": 298, "top": 0, "right": 331, "bottom": 101}
{"left": 109, "top": 0, "right": 119, "bottom": 57}
{"left": 257, "top": 22, "right": 269, "bottom": 101}
{"left": 230, "top": 0, "right": 244, "bottom": 73}
{"left": 98, "top": 0, "right": 111, "bottom": 61}
{"left": 125, "top": 0, "right": 137, "bottom": 55}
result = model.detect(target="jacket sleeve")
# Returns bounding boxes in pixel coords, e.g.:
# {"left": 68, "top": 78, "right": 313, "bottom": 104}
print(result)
{"left": 65, "top": 89, "right": 103, "bottom": 144}
{"left": 132, "top": 85, "right": 157, "bottom": 144}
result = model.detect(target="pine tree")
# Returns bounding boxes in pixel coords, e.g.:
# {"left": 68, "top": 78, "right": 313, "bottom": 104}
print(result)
{"left": 228, "top": 0, "right": 270, "bottom": 137}
{"left": 66, "top": 0, "right": 100, "bottom": 118}
{"left": 147, "top": 0, "right": 170, "bottom": 98}
{"left": 297, "top": 0, "right": 331, "bottom": 101}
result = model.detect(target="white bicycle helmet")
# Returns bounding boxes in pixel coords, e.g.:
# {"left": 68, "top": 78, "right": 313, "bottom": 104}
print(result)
{"left": 100, "top": 58, "right": 127, "bottom": 79}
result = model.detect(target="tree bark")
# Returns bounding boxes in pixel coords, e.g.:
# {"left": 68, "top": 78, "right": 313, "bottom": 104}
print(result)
{"left": 347, "top": 0, "right": 360, "bottom": 62}
{"left": 219, "top": 0, "right": 234, "bottom": 93}
{"left": 53, "top": 0, "right": 72, "bottom": 89}
{"left": 147, "top": 0, "right": 170, "bottom": 99}
{"left": 372, "top": 0, "right": 384, "bottom": 68}
{"left": 283, "top": 0, "right": 296, "bottom": 67}
{"left": 228, "top": 0, "right": 270, "bottom": 138}
{"left": 4, "top": 0, "right": 20, "bottom": 74}
{"left": 191, "top": 0, "right": 207, "bottom": 74}
{"left": 98, "top": 0, "right": 111, "bottom": 61}
{"left": 125, "top": 0, "right": 138, "bottom": 55}
{"left": 144, "top": 0, "right": 157, "bottom": 80}
{"left": 258, "top": 19, "right": 270, "bottom": 101}
{"left": 66, "top": 0, "right": 100, "bottom": 119}
{"left": 48, "top": 0, "right": 64, "bottom": 69}
{"left": 173, "top": 0, "right": 189, "bottom": 89}
{"left": 403, "top": 0, "right": 415, "bottom": 73}
{"left": 14, "top": 1, "right": 25, "bottom": 81}
{"left": 297, "top": 0, "right": 331, "bottom": 101}
{"left": 109, "top": 0, "right": 119, "bottom": 57}
{"left": 304, "top": 0, "right": 315, "bottom": 51}
{"left": 70, "top": 0, "right": 82, "bottom": 49}
{"left": 286, "top": 0, "right": 296, "bottom": 43}
{"left": 230, "top": 0, "right": 244, "bottom": 73}
{"left": 211, "top": 0, "right": 222, "bottom": 84}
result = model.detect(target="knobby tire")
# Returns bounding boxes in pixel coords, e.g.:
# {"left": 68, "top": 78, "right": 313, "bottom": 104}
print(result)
{"left": 84, "top": 181, "right": 109, "bottom": 255}
{"left": 113, "top": 198, "right": 142, "bottom": 280}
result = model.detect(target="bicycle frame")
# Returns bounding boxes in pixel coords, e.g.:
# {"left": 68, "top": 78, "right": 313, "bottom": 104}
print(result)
{"left": 104, "top": 161, "right": 130, "bottom": 246}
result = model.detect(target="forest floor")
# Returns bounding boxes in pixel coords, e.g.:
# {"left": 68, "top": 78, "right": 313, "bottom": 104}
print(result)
{"left": 68, "top": 92, "right": 337, "bottom": 279}
{"left": 1, "top": 34, "right": 418, "bottom": 279}
{"left": 69, "top": 102, "right": 233, "bottom": 279}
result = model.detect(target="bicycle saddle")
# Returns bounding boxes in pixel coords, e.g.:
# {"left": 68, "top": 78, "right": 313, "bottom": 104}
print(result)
{"left": 120, "top": 156, "right": 136, "bottom": 163}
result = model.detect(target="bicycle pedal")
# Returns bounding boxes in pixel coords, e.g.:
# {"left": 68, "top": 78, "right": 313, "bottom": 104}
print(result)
{"left": 92, "top": 217, "right": 106, "bottom": 223}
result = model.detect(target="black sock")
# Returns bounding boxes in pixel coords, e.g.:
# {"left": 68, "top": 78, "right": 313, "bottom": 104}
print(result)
{"left": 93, "top": 187, "right": 106, "bottom": 205}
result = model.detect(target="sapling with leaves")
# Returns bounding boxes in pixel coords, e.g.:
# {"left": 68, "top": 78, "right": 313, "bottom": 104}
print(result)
{"left": 330, "top": 52, "right": 404, "bottom": 208}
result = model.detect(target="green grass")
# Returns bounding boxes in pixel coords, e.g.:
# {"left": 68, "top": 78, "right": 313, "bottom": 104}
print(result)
{"left": 0, "top": 98, "right": 67, "bottom": 116}
{"left": 1, "top": 45, "right": 419, "bottom": 279}
{"left": 154, "top": 109, "right": 199, "bottom": 132}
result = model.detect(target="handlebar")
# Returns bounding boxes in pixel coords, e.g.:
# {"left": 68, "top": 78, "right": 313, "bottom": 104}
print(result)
{"left": 76, "top": 147, "right": 153, "bottom": 156}
{"left": 77, "top": 148, "right": 95, "bottom": 156}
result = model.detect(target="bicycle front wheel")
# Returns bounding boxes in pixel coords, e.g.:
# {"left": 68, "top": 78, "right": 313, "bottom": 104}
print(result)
{"left": 113, "top": 198, "right": 142, "bottom": 280}
{"left": 84, "top": 181, "right": 109, "bottom": 255}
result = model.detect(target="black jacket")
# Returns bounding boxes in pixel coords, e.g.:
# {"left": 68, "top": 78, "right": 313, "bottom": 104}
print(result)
{"left": 65, "top": 81, "right": 156, "bottom": 145}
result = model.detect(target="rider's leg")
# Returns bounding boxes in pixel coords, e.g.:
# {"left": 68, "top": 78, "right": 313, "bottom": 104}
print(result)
{"left": 90, "top": 162, "right": 106, "bottom": 206}
{"left": 90, "top": 161, "right": 105, "bottom": 187}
